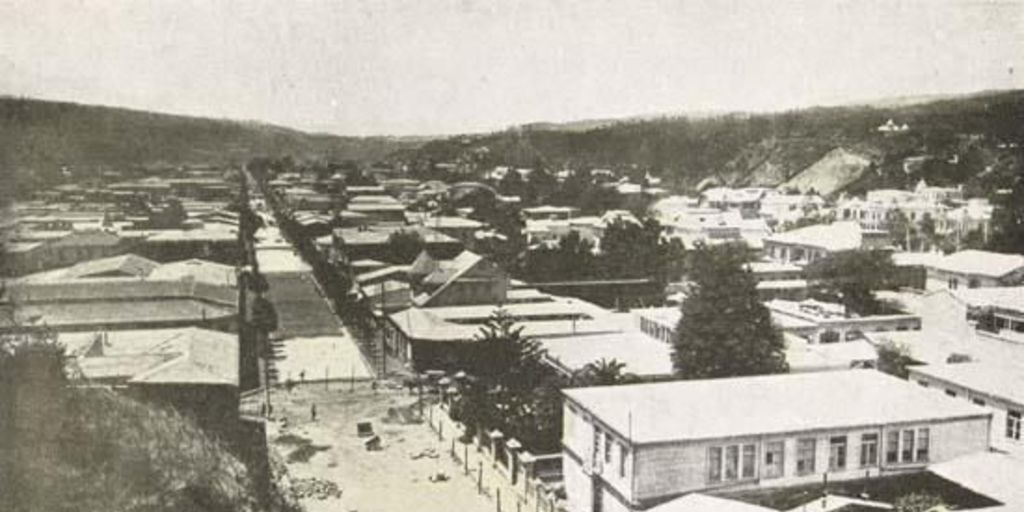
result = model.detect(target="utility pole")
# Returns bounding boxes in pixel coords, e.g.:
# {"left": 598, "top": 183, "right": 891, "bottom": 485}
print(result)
{"left": 237, "top": 167, "right": 252, "bottom": 395}
{"left": 240, "top": 166, "right": 271, "bottom": 414}
{"left": 380, "top": 279, "right": 387, "bottom": 376}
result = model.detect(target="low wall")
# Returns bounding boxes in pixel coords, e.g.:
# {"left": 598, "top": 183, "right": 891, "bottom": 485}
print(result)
{"left": 426, "top": 401, "right": 567, "bottom": 512}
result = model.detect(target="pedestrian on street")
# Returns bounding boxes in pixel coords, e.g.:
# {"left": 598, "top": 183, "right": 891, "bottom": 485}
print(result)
{"left": 310, "top": 403, "right": 317, "bottom": 421}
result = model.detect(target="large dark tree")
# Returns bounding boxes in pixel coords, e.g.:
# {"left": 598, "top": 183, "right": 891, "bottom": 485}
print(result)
{"left": 804, "top": 249, "right": 899, "bottom": 316}
{"left": 672, "top": 244, "right": 787, "bottom": 379}
{"left": 987, "top": 166, "right": 1024, "bottom": 254}
{"left": 521, "top": 230, "right": 597, "bottom": 282}
{"left": 384, "top": 229, "right": 426, "bottom": 264}
{"left": 599, "top": 217, "right": 662, "bottom": 280}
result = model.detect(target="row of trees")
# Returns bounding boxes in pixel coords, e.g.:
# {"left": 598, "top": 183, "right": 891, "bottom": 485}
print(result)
{"left": 518, "top": 218, "right": 687, "bottom": 285}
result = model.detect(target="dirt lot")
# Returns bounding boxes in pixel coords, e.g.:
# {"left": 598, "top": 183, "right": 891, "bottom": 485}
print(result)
{"left": 266, "top": 382, "right": 492, "bottom": 512}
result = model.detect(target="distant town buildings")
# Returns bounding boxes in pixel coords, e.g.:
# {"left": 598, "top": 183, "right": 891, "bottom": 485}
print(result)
{"left": 837, "top": 180, "right": 992, "bottom": 241}
{"left": 876, "top": 118, "right": 910, "bottom": 133}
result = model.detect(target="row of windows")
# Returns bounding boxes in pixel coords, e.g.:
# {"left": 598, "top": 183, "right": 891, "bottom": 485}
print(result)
{"left": 707, "top": 429, "right": 929, "bottom": 484}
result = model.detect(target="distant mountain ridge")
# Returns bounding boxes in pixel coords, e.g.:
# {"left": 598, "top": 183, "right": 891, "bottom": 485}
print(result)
{"left": 0, "top": 96, "right": 428, "bottom": 171}
{"left": 400, "top": 89, "right": 1024, "bottom": 195}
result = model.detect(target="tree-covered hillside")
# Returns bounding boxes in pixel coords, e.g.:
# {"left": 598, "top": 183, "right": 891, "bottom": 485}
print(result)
{"left": 395, "top": 90, "right": 1024, "bottom": 194}
{"left": 0, "top": 96, "right": 426, "bottom": 172}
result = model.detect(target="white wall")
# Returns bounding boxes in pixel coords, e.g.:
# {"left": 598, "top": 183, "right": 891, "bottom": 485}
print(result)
{"left": 910, "top": 371, "right": 1022, "bottom": 456}
{"left": 629, "top": 417, "right": 990, "bottom": 503}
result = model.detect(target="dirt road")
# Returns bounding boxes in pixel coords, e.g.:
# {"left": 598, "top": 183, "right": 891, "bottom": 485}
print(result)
{"left": 267, "top": 382, "right": 493, "bottom": 512}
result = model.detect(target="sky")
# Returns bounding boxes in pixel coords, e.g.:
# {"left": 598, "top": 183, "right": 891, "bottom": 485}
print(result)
{"left": 1, "top": 0, "right": 1022, "bottom": 136}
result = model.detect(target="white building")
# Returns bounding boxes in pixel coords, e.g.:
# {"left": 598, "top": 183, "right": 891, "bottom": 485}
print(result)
{"left": 909, "top": 362, "right": 1023, "bottom": 456}
{"left": 924, "top": 250, "right": 1024, "bottom": 291}
{"left": 562, "top": 370, "right": 990, "bottom": 512}
{"left": 763, "top": 221, "right": 890, "bottom": 266}
{"left": 836, "top": 181, "right": 989, "bottom": 239}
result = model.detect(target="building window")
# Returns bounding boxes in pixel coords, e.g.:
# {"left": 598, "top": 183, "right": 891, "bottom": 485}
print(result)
{"left": 796, "top": 438, "right": 816, "bottom": 475}
{"left": 725, "top": 445, "right": 739, "bottom": 480}
{"left": 829, "top": 436, "right": 847, "bottom": 471}
{"left": 619, "top": 443, "right": 627, "bottom": 478}
{"left": 972, "top": 398, "right": 986, "bottom": 406}
{"left": 917, "top": 428, "right": 930, "bottom": 462}
{"left": 1008, "top": 410, "right": 1023, "bottom": 441}
{"left": 604, "top": 435, "right": 612, "bottom": 464}
{"left": 709, "top": 443, "right": 756, "bottom": 483}
{"left": 764, "top": 441, "right": 784, "bottom": 479}
{"left": 741, "top": 444, "right": 756, "bottom": 479}
{"left": 945, "top": 389, "right": 958, "bottom": 398}
{"left": 918, "top": 380, "right": 930, "bottom": 387}
{"left": 901, "top": 429, "right": 915, "bottom": 462}
{"left": 886, "top": 431, "right": 899, "bottom": 464}
{"left": 708, "top": 447, "right": 723, "bottom": 483}
{"left": 860, "top": 433, "right": 878, "bottom": 467}
{"left": 820, "top": 330, "right": 841, "bottom": 344}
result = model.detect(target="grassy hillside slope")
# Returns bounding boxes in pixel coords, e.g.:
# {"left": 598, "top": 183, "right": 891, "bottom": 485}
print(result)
{"left": 1, "top": 385, "right": 298, "bottom": 512}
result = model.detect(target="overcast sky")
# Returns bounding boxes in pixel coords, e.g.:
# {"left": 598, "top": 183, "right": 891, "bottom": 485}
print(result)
{"left": 1, "top": 0, "right": 1021, "bottom": 136}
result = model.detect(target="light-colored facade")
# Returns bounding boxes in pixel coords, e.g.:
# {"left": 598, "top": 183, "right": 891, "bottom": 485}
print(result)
{"left": 924, "top": 250, "right": 1024, "bottom": 291}
{"left": 763, "top": 221, "right": 890, "bottom": 266}
{"left": 561, "top": 371, "right": 991, "bottom": 512}
{"left": 909, "top": 362, "right": 1024, "bottom": 456}
{"left": 836, "top": 182, "right": 989, "bottom": 239}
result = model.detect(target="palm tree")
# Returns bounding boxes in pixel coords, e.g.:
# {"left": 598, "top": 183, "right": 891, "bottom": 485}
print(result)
{"left": 577, "top": 358, "right": 633, "bottom": 386}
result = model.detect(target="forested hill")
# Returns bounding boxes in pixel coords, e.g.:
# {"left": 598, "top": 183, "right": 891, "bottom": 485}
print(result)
{"left": 0, "top": 96, "right": 426, "bottom": 171}
{"left": 396, "top": 89, "right": 1024, "bottom": 194}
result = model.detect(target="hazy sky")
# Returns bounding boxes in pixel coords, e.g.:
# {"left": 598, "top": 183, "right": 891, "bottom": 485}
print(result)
{"left": 1, "top": 0, "right": 1021, "bottom": 136}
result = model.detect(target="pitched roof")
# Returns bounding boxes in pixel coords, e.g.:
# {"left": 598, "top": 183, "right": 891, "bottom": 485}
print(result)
{"left": 563, "top": 370, "right": 989, "bottom": 444}
{"left": 415, "top": 251, "right": 485, "bottom": 307}
{"left": 61, "top": 327, "right": 238, "bottom": 385}
{"left": 929, "top": 452, "right": 1024, "bottom": 510}
{"left": 930, "top": 250, "right": 1024, "bottom": 277}
{"left": 48, "top": 229, "right": 122, "bottom": 248}
{"left": 648, "top": 494, "right": 773, "bottom": 512}
{"left": 951, "top": 286, "right": 1024, "bottom": 314}
{"left": 17, "top": 253, "right": 159, "bottom": 282}
{"left": 541, "top": 331, "right": 674, "bottom": 377}
{"left": 909, "top": 361, "right": 1024, "bottom": 406}
{"left": 765, "top": 221, "right": 867, "bottom": 252}
{"left": 148, "top": 259, "right": 237, "bottom": 287}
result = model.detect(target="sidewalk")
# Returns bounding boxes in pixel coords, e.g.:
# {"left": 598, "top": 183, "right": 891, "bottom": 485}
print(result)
{"left": 424, "top": 403, "right": 563, "bottom": 512}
